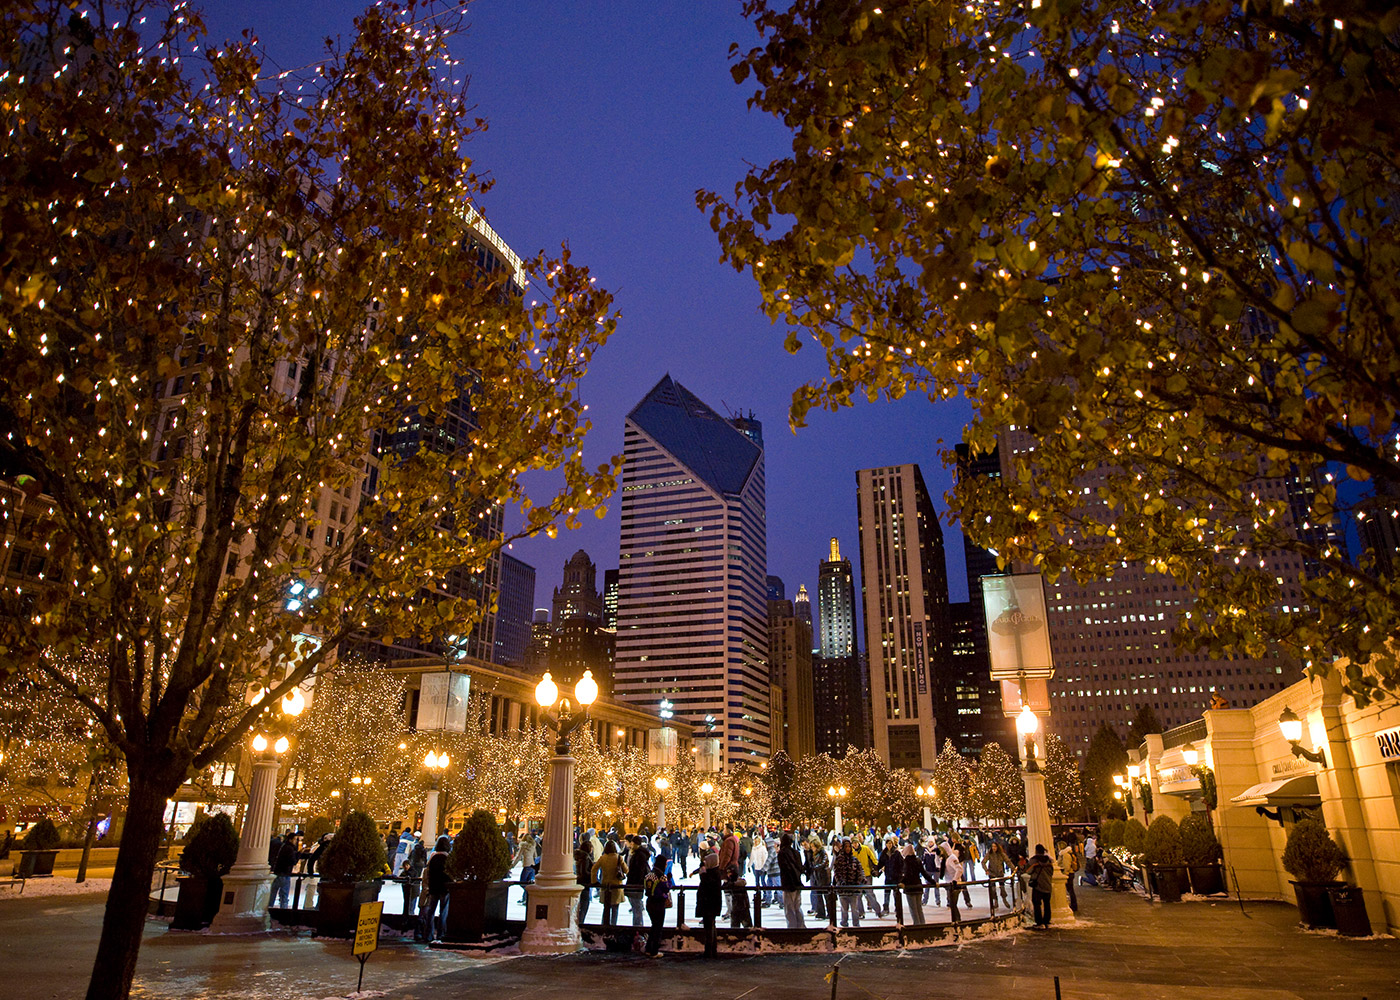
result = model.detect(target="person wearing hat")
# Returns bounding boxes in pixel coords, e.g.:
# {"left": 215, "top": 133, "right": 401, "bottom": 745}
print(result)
{"left": 399, "top": 831, "right": 426, "bottom": 918}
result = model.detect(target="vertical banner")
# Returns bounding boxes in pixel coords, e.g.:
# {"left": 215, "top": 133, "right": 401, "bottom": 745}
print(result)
{"left": 912, "top": 622, "right": 928, "bottom": 695}
{"left": 443, "top": 673, "right": 471, "bottom": 733}
{"left": 694, "top": 737, "right": 721, "bottom": 773}
{"left": 981, "top": 573, "right": 1055, "bottom": 680}
{"left": 416, "top": 672, "right": 448, "bottom": 731}
{"left": 647, "top": 727, "right": 678, "bottom": 766}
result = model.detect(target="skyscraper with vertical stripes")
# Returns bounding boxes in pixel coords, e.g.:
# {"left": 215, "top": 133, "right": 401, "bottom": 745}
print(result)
{"left": 613, "top": 376, "right": 770, "bottom": 766}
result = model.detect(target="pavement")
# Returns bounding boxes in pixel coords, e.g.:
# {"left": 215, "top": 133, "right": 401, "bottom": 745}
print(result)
{"left": 1, "top": 881, "right": 1395, "bottom": 1000}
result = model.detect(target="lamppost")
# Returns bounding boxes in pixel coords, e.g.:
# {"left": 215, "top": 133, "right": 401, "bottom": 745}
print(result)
{"left": 422, "top": 750, "right": 449, "bottom": 840}
{"left": 586, "top": 789, "right": 600, "bottom": 829}
{"left": 827, "top": 785, "right": 847, "bottom": 834}
{"left": 350, "top": 773, "right": 373, "bottom": 812}
{"left": 1124, "top": 762, "right": 1153, "bottom": 817}
{"left": 655, "top": 776, "right": 670, "bottom": 830}
{"left": 211, "top": 686, "right": 305, "bottom": 932}
{"left": 700, "top": 781, "right": 714, "bottom": 832}
{"left": 915, "top": 784, "right": 935, "bottom": 832}
{"left": 1181, "top": 742, "right": 1218, "bottom": 813}
{"left": 1015, "top": 705, "right": 1073, "bottom": 922}
{"left": 1278, "top": 706, "right": 1328, "bottom": 764}
{"left": 520, "top": 669, "right": 597, "bottom": 954}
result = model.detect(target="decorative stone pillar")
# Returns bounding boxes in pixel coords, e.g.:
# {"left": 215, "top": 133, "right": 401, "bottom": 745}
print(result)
{"left": 520, "top": 752, "right": 582, "bottom": 954}
{"left": 421, "top": 787, "right": 440, "bottom": 844}
{"left": 210, "top": 756, "right": 281, "bottom": 933}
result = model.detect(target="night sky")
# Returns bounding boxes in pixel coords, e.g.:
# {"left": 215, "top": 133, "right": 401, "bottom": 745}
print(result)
{"left": 203, "top": 0, "right": 977, "bottom": 616}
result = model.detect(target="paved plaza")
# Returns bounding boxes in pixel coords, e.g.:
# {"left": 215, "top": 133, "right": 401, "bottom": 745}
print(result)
{"left": 2, "top": 880, "right": 1395, "bottom": 1000}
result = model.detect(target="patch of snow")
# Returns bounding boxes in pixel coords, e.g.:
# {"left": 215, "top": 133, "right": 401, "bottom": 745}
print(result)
{"left": 0, "top": 876, "right": 111, "bottom": 899}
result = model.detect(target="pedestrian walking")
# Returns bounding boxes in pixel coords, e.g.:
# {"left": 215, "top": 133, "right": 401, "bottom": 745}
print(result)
{"left": 270, "top": 831, "right": 300, "bottom": 908}
{"left": 574, "top": 837, "right": 594, "bottom": 926}
{"left": 749, "top": 833, "right": 769, "bottom": 907}
{"left": 417, "top": 835, "right": 452, "bottom": 942}
{"left": 853, "top": 834, "right": 884, "bottom": 918}
{"left": 897, "top": 843, "right": 931, "bottom": 924}
{"left": 878, "top": 835, "right": 902, "bottom": 912}
{"left": 400, "top": 832, "right": 426, "bottom": 918}
{"left": 1027, "top": 843, "right": 1056, "bottom": 927}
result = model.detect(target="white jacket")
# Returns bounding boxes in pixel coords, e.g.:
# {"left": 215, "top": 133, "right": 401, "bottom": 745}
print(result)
{"left": 750, "top": 840, "right": 768, "bottom": 870}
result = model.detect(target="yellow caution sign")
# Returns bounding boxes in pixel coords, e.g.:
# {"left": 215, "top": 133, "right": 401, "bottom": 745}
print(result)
{"left": 353, "top": 900, "right": 384, "bottom": 956}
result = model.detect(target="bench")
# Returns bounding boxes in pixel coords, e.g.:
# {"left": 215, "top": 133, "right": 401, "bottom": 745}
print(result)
{"left": 0, "top": 875, "right": 25, "bottom": 894}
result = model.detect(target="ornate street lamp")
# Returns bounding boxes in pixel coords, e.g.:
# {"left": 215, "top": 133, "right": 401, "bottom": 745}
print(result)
{"left": 915, "top": 784, "right": 935, "bottom": 832}
{"left": 700, "top": 781, "right": 714, "bottom": 832}
{"left": 520, "top": 670, "right": 597, "bottom": 954}
{"left": 422, "top": 750, "right": 449, "bottom": 839}
{"left": 654, "top": 776, "right": 670, "bottom": 830}
{"left": 827, "top": 785, "right": 847, "bottom": 834}
{"left": 1278, "top": 707, "right": 1327, "bottom": 765}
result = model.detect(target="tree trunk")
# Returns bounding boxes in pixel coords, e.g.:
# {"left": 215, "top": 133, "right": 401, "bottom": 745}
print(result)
{"left": 84, "top": 770, "right": 171, "bottom": 1000}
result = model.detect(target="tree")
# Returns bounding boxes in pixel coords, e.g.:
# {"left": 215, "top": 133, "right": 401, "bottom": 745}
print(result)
{"left": 703, "top": 0, "right": 1400, "bottom": 706}
{"left": 929, "top": 741, "right": 970, "bottom": 824}
{"left": 1082, "top": 724, "right": 1130, "bottom": 817}
{"left": 1043, "top": 734, "right": 1085, "bottom": 823}
{"left": 965, "top": 741, "right": 1022, "bottom": 826}
{"left": 1127, "top": 705, "right": 1165, "bottom": 748}
{"left": 764, "top": 749, "right": 798, "bottom": 821}
{"left": 0, "top": 4, "right": 615, "bottom": 999}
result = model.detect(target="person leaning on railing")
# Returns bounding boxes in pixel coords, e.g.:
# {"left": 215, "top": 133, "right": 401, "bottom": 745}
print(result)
{"left": 897, "top": 843, "right": 933, "bottom": 924}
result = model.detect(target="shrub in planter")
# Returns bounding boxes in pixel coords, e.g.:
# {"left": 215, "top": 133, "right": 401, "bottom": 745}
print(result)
{"left": 1179, "top": 814, "right": 1225, "bottom": 895}
{"left": 444, "top": 809, "right": 512, "bottom": 943}
{"left": 1101, "top": 818, "right": 1126, "bottom": 850}
{"left": 1121, "top": 818, "right": 1147, "bottom": 854}
{"left": 17, "top": 818, "right": 62, "bottom": 877}
{"left": 317, "top": 811, "right": 388, "bottom": 938}
{"left": 1144, "top": 816, "right": 1185, "bottom": 901}
{"left": 173, "top": 813, "right": 239, "bottom": 929}
{"left": 1281, "top": 819, "right": 1346, "bottom": 928}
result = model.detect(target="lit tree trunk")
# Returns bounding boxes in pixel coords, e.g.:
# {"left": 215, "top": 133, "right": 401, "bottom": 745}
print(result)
{"left": 85, "top": 764, "right": 177, "bottom": 1000}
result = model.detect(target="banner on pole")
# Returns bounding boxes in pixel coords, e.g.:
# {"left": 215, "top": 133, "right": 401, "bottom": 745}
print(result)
{"left": 981, "top": 573, "right": 1054, "bottom": 681}
{"left": 647, "top": 727, "right": 677, "bottom": 766}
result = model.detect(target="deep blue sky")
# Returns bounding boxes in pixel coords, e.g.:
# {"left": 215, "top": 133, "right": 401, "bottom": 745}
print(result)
{"left": 204, "top": 0, "right": 975, "bottom": 615}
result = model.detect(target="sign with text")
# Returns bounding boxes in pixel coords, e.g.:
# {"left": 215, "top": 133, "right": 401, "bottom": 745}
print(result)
{"left": 1375, "top": 726, "right": 1400, "bottom": 762}
{"left": 415, "top": 671, "right": 470, "bottom": 733}
{"left": 695, "top": 737, "right": 721, "bottom": 773}
{"left": 647, "top": 727, "right": 678, "bottom": 766}
{"left": 999, "top": 677, "right": 1050, "bottom": 717}
{"left": 353, "top": 900, "right": 383, "bottom": 956}
{"left": 981, "top": 573, "right": 1054, "bottom": 680}
{"left": 912, "top": 622, "right": 928, "bottom": 695}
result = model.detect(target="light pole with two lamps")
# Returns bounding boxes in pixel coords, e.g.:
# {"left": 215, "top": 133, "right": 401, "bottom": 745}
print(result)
{"left": 915, "top": 784, "right": 935, "bottom": 833}
{"left": 699, "top": 781, "right": 714, "bottom": 832}
{"left": 422, "top": 749, "right": 449, "bottom": 839}
{"left": 520, "top": 669, "right": 597, "bottom": 954}
{"left": 827, "top": 785, "right": 847, "bottom": 834}
{"left": 211, "top": 686, "right": 305, "bottom": 933}
{"left": 654, "top": 776, "right": 670, "bottom": 830}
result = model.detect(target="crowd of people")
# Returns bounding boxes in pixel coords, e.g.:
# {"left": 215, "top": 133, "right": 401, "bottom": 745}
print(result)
{"left": 257, "top": 818, "right": 1097, "bottom": 952}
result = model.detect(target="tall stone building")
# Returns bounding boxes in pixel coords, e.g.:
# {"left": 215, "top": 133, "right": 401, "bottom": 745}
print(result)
{"left": 856, "top": 464, "right": 953, "bottom": 771}
{"left": 493, "top": 553, "right": 536, "bottom": 668}
{"left": 817, "top": 538, "right": 856, "bottom": 661}
{"left": 613, "top": 376, "right": 769, "bottom": 766}
{"left": 767, "top": 598, "right": 815, "bottom": 758}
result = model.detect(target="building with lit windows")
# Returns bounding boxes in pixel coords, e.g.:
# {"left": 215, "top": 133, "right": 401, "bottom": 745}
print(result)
{"left": 767, "top": 598, "right": 815, "bottom": 758}
{"left": 493, "top": 553, "right": 536, "bottom": 668}
{"left": 613, "top": 376, "right": 769, "bottom": 766}
{"left": 856, "top": 464, "right": 953, "bottom": 770}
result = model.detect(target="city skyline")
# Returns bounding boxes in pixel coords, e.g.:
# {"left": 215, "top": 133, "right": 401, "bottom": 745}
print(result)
{"left": 197, "top": 0, "right": 980, "bottom": 619}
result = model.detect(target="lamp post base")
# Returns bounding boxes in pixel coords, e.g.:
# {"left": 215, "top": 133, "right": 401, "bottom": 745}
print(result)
{"left": 519, "top": 878, "right": 584, "bottom": 954}
{"left": 208, "top": 864, "right": 274, "bottom": 934}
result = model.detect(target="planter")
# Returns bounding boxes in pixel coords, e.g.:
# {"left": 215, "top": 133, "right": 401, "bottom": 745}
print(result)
{"left": 1326, "top": 885, "right": 1372, "bottom": 937}
{"left": 1289, "top": 880, "right": 1341, "bottom": 929}
{"left": 1148, "top": 865, "right": 1185, "bottom": 902}
{"left": 316, "top": 879, "right": 383, "bottom": 938}
{"left": 171, "top": 875, "right": 224, "bottom": 930}
{"left": 16, "top": 850, "right": 58, "bottom": 878}
{"left": 443, "top": 880, "right": 509, "bottom": 943}
{"left": 1186, "top": 863, "right": 1226, "bottom": 896}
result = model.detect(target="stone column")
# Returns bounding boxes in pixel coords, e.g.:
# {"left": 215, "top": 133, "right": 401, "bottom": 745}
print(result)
{"left": 421, "top": 786, "right": 440, "bottom": 844}
{"left": 520, "top": 752, "right": 582, "bottom": 954}
{"left": 210, "top": 756, "right": 281, "bottom": 933}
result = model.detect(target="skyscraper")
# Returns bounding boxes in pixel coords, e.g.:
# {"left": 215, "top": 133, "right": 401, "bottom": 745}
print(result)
{"left": 794, "top": 584, "right": 813, "bottom": 629}
{"left": 493, "top": 553, "right": 536, "bottom": 668}
{"left": 817, "top": 538, "right": 856, "bottom": 660}
{"left": 602, "top": 568, "right": 620, "bottom": 632}
{"left": 767, "top": 599, "right": 816, "bottom": 758}
{"left": 613, "top": 376, "right": 769, "bottom": 766}
{"left": 765, "top": 575, "right": 786, "bottom": 601}
{"left": 552, "top": 549, "right": 602, "bottom": 625}
{"left": 856, "top": 464, "right": 953, "bottom": 771}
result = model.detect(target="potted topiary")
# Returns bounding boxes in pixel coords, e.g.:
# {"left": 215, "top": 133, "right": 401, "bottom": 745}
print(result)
{"left": 316, "top": 811, "right": 388, "bottom": 937}
{"left": 1179, "top": 814, "right": 1225, "bottom": 895}
{"left": 173, "top": 813, "right": 239, "bottom": 929}
{"left": 17, "top": 818, "right": 62, "bottom": 877}
{"left": 443, "top": 809, "right": 512, "bottom": 943}
{"left": 1281, "top": 819, "right": 1346, "bottom": 929}
{"left": 1144, "top": 816, "right": 1185, "bottom": 902}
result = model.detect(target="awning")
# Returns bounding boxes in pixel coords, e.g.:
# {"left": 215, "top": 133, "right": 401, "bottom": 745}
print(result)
{"left": 1229, "top": 773, "right": 1321, "bottom": 808}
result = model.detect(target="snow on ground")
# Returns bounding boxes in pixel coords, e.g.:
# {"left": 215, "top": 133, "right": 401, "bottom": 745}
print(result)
{"left": 0, "top": 875, "right": 112, "bottom": 899}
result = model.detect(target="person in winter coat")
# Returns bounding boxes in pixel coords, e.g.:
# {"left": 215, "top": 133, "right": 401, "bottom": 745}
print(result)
{"left": 1027, "top": 843, "right": 1056, "bottom": 927}
{"left": 696, "top": 851, "right": 723, "bottom": 958}
{"left": 724, "top": 863, "right": 753, "bottom": 928}
{"left": 853, "top": 834, "right": 884, "bottom": 918}
{"left": 270, "top": 831, "right": 301, "bottom": 908}
{"left": 878, "top": 835, "right": 903, "bottom": 911}
{"left": 625, "top": 835, "right": 652, "bottom": 926}
{"left": 1057, "top": 832, "right": 1080, "bottom": 913}
{"left": 418, "top": 835, "right": 452, "bottom": 942}
{"left": 671, "top": 828, "right": 691, "bottom": 878}
{"left": 643, "top": 854, "right": 674, "bottom": 957}
{"left": 574, "top": 838, "right": 594, "bottom": 926}
{"left": 749, "top": 834, "right": 770, "bottom": 906}
{"left": 777, "top": 833, "right": 807, "bottom": 929}
{"left": 985, "top": 839, "right": 1011, "bottom": 907}
{"left": 921, "top": 837, "right": 943, "bottom": 906}
{"left": 897, "top": 843, "right": 931, "bottom": 925}
{"left": 591, "top": 839, "right": 628, "bottom": 928}
{"left": 400, "top": 833, "right": 427, "bottom": 918}
{"left": 806, "top": 837, "right": 832, "bottom": 923}
{"left": 833, "top": 839, "right": 864, "bottom": 928}
{"left": 943, "top": 842, "right": 965, "bottom": 924}
{"left": 763, "top": 834, "right": 782, "bottom": 905}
